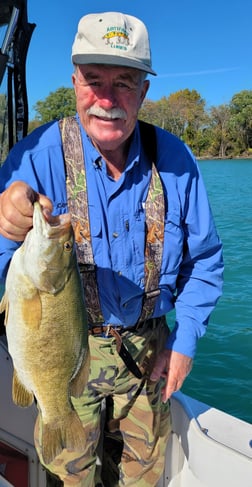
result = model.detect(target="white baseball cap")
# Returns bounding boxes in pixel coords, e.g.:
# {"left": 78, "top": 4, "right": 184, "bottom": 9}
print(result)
{"left": 71, "top": 12, "right": 157, "bottom": 76}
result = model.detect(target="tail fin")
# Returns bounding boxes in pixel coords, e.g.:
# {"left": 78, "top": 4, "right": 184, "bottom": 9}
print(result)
{"left": 41, "top": 410, "right": 86, "bottom": 465}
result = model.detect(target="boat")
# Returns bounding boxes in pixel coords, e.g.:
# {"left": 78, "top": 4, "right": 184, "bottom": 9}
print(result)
{"left": 159, "top": 392, "right": 252, "bottom": 486}
{"left": 0, "top": 2, "right": 252, "bottom": 486}
{"left": 0, "top": 335, "right": 252, "bottom": 487}
{"left": 0, "top": 336, "right": 46, "bottom": 486}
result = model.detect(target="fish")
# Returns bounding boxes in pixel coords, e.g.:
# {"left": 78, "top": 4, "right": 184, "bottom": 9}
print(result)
{"left": 0, "top": 201, "right": 90, "bottom": 465}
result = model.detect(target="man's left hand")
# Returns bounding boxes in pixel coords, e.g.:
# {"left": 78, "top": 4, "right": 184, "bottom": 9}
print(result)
{"left": 150, "top": 350, "right": 193, "bottom": 402}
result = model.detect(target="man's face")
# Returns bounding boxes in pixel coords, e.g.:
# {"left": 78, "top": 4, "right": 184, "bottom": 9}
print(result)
{"left": 72, "top": 64, "right": 149, "bottom": 152}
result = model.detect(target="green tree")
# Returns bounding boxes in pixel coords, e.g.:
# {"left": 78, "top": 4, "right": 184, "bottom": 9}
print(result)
{"left": 166, "top": 89, "right": 206, "bottom": 148}
{"left": 23, "top": 86, "right": 252, "bottom": 160}
{"left": 229, "top": 90, "right": 252, "bottom": 154}
{"left": 140, "top": 89, "right": 207, "bottom": 154}
{"left": 140, "top": 96, "right": 183, "bottom": 133}
{"left": 33, "top": 87, "right": 76, "bottom": 123}
{"left": 208, "top": 104, "right": 232, "bottom": 158}
{"left": 28, "top": 119, "right": 43, "bottom": 134}
{"left": 139, "top": 98, "right": 163, "bottom": 127}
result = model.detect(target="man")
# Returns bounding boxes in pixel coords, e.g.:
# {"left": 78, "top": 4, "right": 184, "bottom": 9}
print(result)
{"left": 0, "top": 11, "right": 223, "bottom": 487}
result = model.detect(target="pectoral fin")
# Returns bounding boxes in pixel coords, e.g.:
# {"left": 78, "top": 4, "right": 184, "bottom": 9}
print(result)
{"left": 0, "top": 293, "right": 6, "bottom": 313}
{"left": 70, "top": 347, "right": 90, "bottom": 398}
{"left": 0, "top": 294, "right": 9, "bottom": 326}
{"left": 12, "top": 368, "right": 34, "bottom": 407}
{"left": 21, "top": 290, "right": 42, "bottom": 329}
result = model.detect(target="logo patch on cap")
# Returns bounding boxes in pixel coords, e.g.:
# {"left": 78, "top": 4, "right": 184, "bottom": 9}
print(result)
{"left": 103, "top": 26, "right": 131, "bottom": 51}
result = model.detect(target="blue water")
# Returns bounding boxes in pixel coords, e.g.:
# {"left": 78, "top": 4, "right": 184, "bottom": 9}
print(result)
{"left": 181, "top": 159, "right": 252, "bottom": 424}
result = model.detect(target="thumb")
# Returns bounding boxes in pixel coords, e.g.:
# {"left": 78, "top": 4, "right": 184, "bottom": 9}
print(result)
{"left": 37, "top": 194, "right": 56, "bottom": 223}
{"left": 38, "top": 193, "right": 53, "bottom": 215}
{"left": 150, "top": 350, "right": 170, "bottom": 381}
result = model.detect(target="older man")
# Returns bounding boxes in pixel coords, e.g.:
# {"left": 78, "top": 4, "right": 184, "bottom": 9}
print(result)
{"left": 0, "top": 11, "right": 223, "bottom": 487}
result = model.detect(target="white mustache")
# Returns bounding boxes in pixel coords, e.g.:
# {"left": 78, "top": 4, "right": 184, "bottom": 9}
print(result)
{"left": 87, "top": 106, "right": 127, "bottom": 120}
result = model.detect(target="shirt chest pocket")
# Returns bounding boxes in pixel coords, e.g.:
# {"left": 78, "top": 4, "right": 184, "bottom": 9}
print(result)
{"left": 90, "top": 212, "right": 102, "bottom": 237}
{"left": 89, "top": 210, "right": 102, "bottom": 260}
{"left": 163, "top": 207, "right": 184, "bottom": 273}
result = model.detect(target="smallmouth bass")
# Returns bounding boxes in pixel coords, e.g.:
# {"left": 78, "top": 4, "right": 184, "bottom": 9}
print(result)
{"left": 0, "top": 202, "right": 90, "bottom": 464}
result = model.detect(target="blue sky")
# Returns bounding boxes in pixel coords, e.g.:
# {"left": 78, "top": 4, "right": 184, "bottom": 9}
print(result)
{"left": 0, "top": 0, "right": 251, "bottom": 119}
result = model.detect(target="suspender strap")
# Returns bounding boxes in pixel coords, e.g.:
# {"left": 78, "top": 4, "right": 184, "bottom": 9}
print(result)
{"left": 59, "top": 117, "right": 164, "bottom": 324}
{"left": 59, "top": 117, "right": 103, "bottom": 323}
{"left": 137, "top": 121, "right": 164, "bottom": 322}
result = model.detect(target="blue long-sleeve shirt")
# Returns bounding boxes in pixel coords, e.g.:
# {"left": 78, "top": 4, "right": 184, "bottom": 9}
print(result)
{"left": 0, "top": 116, "right": 223, "bottom": 357}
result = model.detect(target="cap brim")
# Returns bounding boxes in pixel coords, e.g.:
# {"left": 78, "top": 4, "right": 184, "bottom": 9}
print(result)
{"left": 72, "top": 53, "right": 157, "bottom": 76}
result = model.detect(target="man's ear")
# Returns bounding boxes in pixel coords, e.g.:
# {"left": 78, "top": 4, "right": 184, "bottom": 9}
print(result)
{"left": 140, "top": 79, "right": 150, "bottom": 106}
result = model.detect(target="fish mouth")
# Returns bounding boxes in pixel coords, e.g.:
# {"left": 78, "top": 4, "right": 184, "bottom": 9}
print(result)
{"left": 33, "top": 202, "right": 72, "bottom": 237}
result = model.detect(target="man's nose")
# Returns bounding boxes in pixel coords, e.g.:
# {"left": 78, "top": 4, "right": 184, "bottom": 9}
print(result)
{"left": 97, "top": 85, "right": 117, "bottom": 107}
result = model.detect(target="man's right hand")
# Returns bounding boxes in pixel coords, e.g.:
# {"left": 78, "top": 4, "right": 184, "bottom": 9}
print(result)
{"left": 0, "top": 181, "right": 53, "bottom": 241}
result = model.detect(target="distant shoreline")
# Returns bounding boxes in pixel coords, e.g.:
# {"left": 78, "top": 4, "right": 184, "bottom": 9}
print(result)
{"left": 198, "top": 156, "right": 252, "bottom": 161}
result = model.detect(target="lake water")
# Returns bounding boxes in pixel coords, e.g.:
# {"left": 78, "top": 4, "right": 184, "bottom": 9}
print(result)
{"left": 181, "top": 159, "right": 252, "bottom": 424}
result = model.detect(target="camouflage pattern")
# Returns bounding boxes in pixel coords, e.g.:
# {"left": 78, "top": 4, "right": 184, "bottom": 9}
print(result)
{"left": 59, "top": 117, "right": 165, "bottom": 324}
{"left": 139, "top": 162, "right": 164, "bottom": 323}
{"left": 34, "top": 318, "right": 171, "bottom": 486}
{"left": 59, "top": 117, "right": 103, "bottom": 324}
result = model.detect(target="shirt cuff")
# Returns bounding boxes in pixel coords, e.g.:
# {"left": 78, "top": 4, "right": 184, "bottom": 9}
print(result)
{"left": 165, "top": 320, "right": 204, "bottom": 358}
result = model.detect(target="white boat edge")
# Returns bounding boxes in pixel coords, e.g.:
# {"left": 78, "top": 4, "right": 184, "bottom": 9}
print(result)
{"left": 158, "top": 390, "right": 252, "bottom": 486}
{"left": 0, "top": 336, "right": 251, "bottom": 486}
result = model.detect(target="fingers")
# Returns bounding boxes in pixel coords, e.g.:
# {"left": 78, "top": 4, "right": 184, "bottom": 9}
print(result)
{"left": 150, "top": 350, "right": 170, "bottom": 381}
{"left": 163, "top": 351, "right": 193, "bottom": 402}
{"left": 150, "top": 350, "right": 173, "bottom": 402}
{"left": 0, "top": 182, "right": 53, "bottom": 241}
{"left": 38, "top": 193, "right": 53, "bottom": 216}
{"left": 150, "top": 349, "right": 193, "bottom": 402}
{"left": 0, "top": 183, "right": 33, "bottom": 240}
{"left": 38, "top": 195, "right": 56, "bottom": 224}
{"left": 161, "top": 371, "right": 185, "bottom": 403}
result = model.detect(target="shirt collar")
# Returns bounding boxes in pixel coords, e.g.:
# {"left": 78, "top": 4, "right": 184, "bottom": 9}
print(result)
{"left": 75, "top": 113, "right": 141, "bottom": 171}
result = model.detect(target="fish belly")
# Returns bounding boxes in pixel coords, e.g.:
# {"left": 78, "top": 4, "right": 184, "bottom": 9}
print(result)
{"left": 5, "top": 254, "right": 89, "bottom": 464}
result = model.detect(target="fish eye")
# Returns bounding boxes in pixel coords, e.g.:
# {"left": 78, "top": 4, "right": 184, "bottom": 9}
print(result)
{"left": 64, "top": 241, "right": 73, "bottom": 252}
